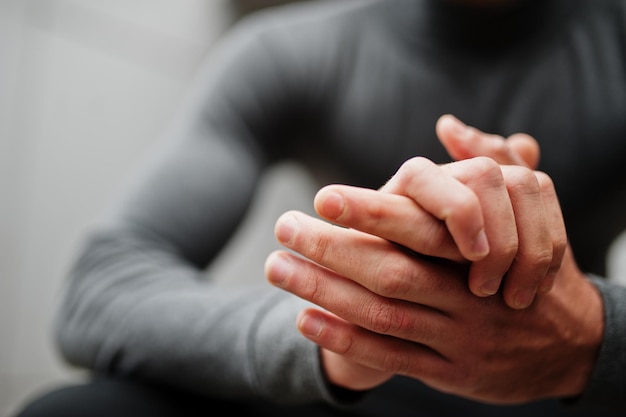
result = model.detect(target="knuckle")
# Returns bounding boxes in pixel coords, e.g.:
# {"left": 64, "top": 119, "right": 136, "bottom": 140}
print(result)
{"left": 333, "top": 332, "right": 356, "bottom": 355}
{"left": 519, "top": 247, "right": 554, "bottom": 270}
{"left": 380, "top": 349, "right": 415, "bottom": 374}
{"left": 469, "top": 156, "right": 502, "bottom": 179}
{"left": 374, "top": 254, "right": 417, "bottom": 297}
{"left": 420, "top": 223, "right": 455, "bottom": 256}
{"left": 493, "top": 237, "right": 519, "bottom": 261}
{"left": 452, "top": 157, "right": 503, "bottom": 200}
{"left": 301, "top": 267, "right": 325, "bottom": 300}
{"left": 395, "top": 157, "right": 437, "bottom": 190}
{"left": 399, "top": 157, "right": 432, "bottom": 180}
{"left": 307, "top": 233, "right": 332, "bottom": 263}
{"left": 404, "top": 156, "right": 434, "bottom": 170}
{"left": 535, "top": 170, "right": 556, "bottom": 192}
{"left": 362, "top": 198, "right": 387, "bottom": 224}
{"left": 364, "top": 302, "right": 405, "bottom": 335}
{"left": 504, "top": 166, "right": 539, "bottom": 195}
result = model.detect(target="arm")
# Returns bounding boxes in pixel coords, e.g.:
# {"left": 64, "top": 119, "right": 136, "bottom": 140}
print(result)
{"left": 53, "top": 15, "right": 333, "bottom": 403}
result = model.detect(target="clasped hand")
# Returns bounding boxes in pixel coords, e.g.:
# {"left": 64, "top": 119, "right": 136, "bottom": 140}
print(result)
{"left": 264, "top": 115, "right": 603, "bottom": 404}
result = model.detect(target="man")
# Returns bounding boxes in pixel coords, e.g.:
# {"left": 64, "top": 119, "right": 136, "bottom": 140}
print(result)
{"left": 14, "top": 0, "right": 626, "bottom": 415}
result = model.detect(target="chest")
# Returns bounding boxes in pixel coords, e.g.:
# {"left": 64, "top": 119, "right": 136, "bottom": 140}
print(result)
{"left": 301, "top": 29, "right": 626, "bottom": 274}
{"left": 318, "top": 28, "right": 626, "bottom": 195}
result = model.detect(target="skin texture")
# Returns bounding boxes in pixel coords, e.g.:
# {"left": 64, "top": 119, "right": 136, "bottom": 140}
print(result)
{"left": 264, "top": 115, "right": 604, "bottom": 405}
{"left": 436, "top": 114, "right": 540, "bottom": 171}
{"left": 424, "top": 114, "right": 558, "bottom": 305}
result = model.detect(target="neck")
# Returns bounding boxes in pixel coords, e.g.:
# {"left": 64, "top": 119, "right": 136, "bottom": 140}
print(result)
{"left": 443, "top": 0, "right": 523, "bottom": 6}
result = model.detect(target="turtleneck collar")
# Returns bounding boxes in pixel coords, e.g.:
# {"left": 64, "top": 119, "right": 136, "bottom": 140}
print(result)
{"left": 386, "top": 0, "right": 568, "bottom": 56}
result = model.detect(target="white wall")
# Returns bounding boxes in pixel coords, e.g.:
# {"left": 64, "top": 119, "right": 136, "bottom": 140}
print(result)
{"left": 0, "top": 1, "right": 236, "bottom": 414}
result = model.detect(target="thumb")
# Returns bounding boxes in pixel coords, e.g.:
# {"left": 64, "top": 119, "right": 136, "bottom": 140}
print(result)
{"left": 506, "top": 133, "right": 540, "bottom": 169}
{"left": 437, "top": 114, "right": 540, "bottom": 169}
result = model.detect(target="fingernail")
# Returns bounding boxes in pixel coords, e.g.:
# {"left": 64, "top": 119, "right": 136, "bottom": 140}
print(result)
{"left": 319, "top": 191, "right": 345, "bottom": 220}
{"left": 514, "top": 288, "right": 535, "bottom": 309}
{"left": 479, "top": 277, "right": 501, "bottom": 296}
{"left": 299, "top": 314, "right": 323, "bottom": 337}
{"left": 275, "top": 214, "right": 297, "bottom": 245}
{"left": 472, "top": 229, "right": 490, "bottom": 257}
{"left": 449, "top": 115, "right": 472, "bottom": 139}
{"left": 266, "top": 253, "right": 292, "bottom": 287}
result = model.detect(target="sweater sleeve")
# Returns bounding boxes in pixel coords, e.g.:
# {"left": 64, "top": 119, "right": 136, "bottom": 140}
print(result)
{"left": 572, "top": 275, "right": 626, "bottom": 411}
{"left": 52, "top": 11, "right": 341, "bottom": 405}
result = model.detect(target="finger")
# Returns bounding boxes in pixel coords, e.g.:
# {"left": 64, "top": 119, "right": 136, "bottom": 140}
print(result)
{"left": 296, "top": 308, "right": 448, "bottom": 380}
{"left": 437, "top": 114, "right": 526, "bottom": 165}
{"left": 380, "top": 156, "right": 490, "bottom": 261}
{"left": 497, "top": 165, "right": 553, "bottom": 309}
{"left": 507, "top": 133, "right": 540, "bottom": 169}
{"left": 265, "top": 249, "right": 454, "bottom": 345}
{"left": 317, "top": 335, "right": 394, "bottom": 391}
{"left": 314, "top": 185, "right": 463, "bottom": 262}
{"left": 270, "top": 211, "right": 468, "bottom": 306}
{"left": 534, "top": 171, "right": 567, "bottom": 294}
{"left": 441, "top": 158, "right": 519, "bottom": 298}
{"left": 436, "top": 114, "right": 539, "bottom": 169}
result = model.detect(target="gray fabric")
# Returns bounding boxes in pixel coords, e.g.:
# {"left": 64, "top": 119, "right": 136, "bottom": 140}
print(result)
{"left": 582, "top": 276, "right": 626, "bottom": 408}
{"left": 54, "top": 0, "right": 626, "bottom": 413}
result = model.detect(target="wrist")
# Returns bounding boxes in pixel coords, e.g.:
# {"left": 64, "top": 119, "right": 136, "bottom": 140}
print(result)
{"left": 557, "top": 274, "right": 604, "bottom": 399}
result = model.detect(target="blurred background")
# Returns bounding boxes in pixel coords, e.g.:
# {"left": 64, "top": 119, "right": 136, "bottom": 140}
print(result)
{"left": 2, "top": 0, "right": 626, "bottom": 415}
{"left": 0, "top": 0, "right": 314, "bottom": 414}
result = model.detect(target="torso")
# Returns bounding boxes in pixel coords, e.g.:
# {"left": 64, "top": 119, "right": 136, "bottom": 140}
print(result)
{"left": 262, "top": 0, "right": 626, "bottom": 274}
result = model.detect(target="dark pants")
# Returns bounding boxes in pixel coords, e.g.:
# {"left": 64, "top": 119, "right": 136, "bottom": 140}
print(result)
{"left": 12, "top": 376, "right": 357, "bottom": 417}
{"left": 12, "top": 375, "right": 620, "bottom": 417}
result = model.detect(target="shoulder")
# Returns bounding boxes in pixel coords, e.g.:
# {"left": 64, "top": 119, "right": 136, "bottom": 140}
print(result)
{"left": 565, "top": 0, "right": 626, "bottom": 52}
{"left": 225, "top": 0, "right": 388, "bottom": 53}
{"left": 241, "top": 0, "right": 386, "bottom": 33}
{"left": 572, "top": 0, "right": 626, "bottom": 26}
{"left": 199, "top": 0, "right": 390, "bottom": 91}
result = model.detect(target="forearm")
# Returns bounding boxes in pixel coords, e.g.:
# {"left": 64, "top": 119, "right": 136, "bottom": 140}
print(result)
{"left": 53, "top": 227, "right": 333, "bottom": 403}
